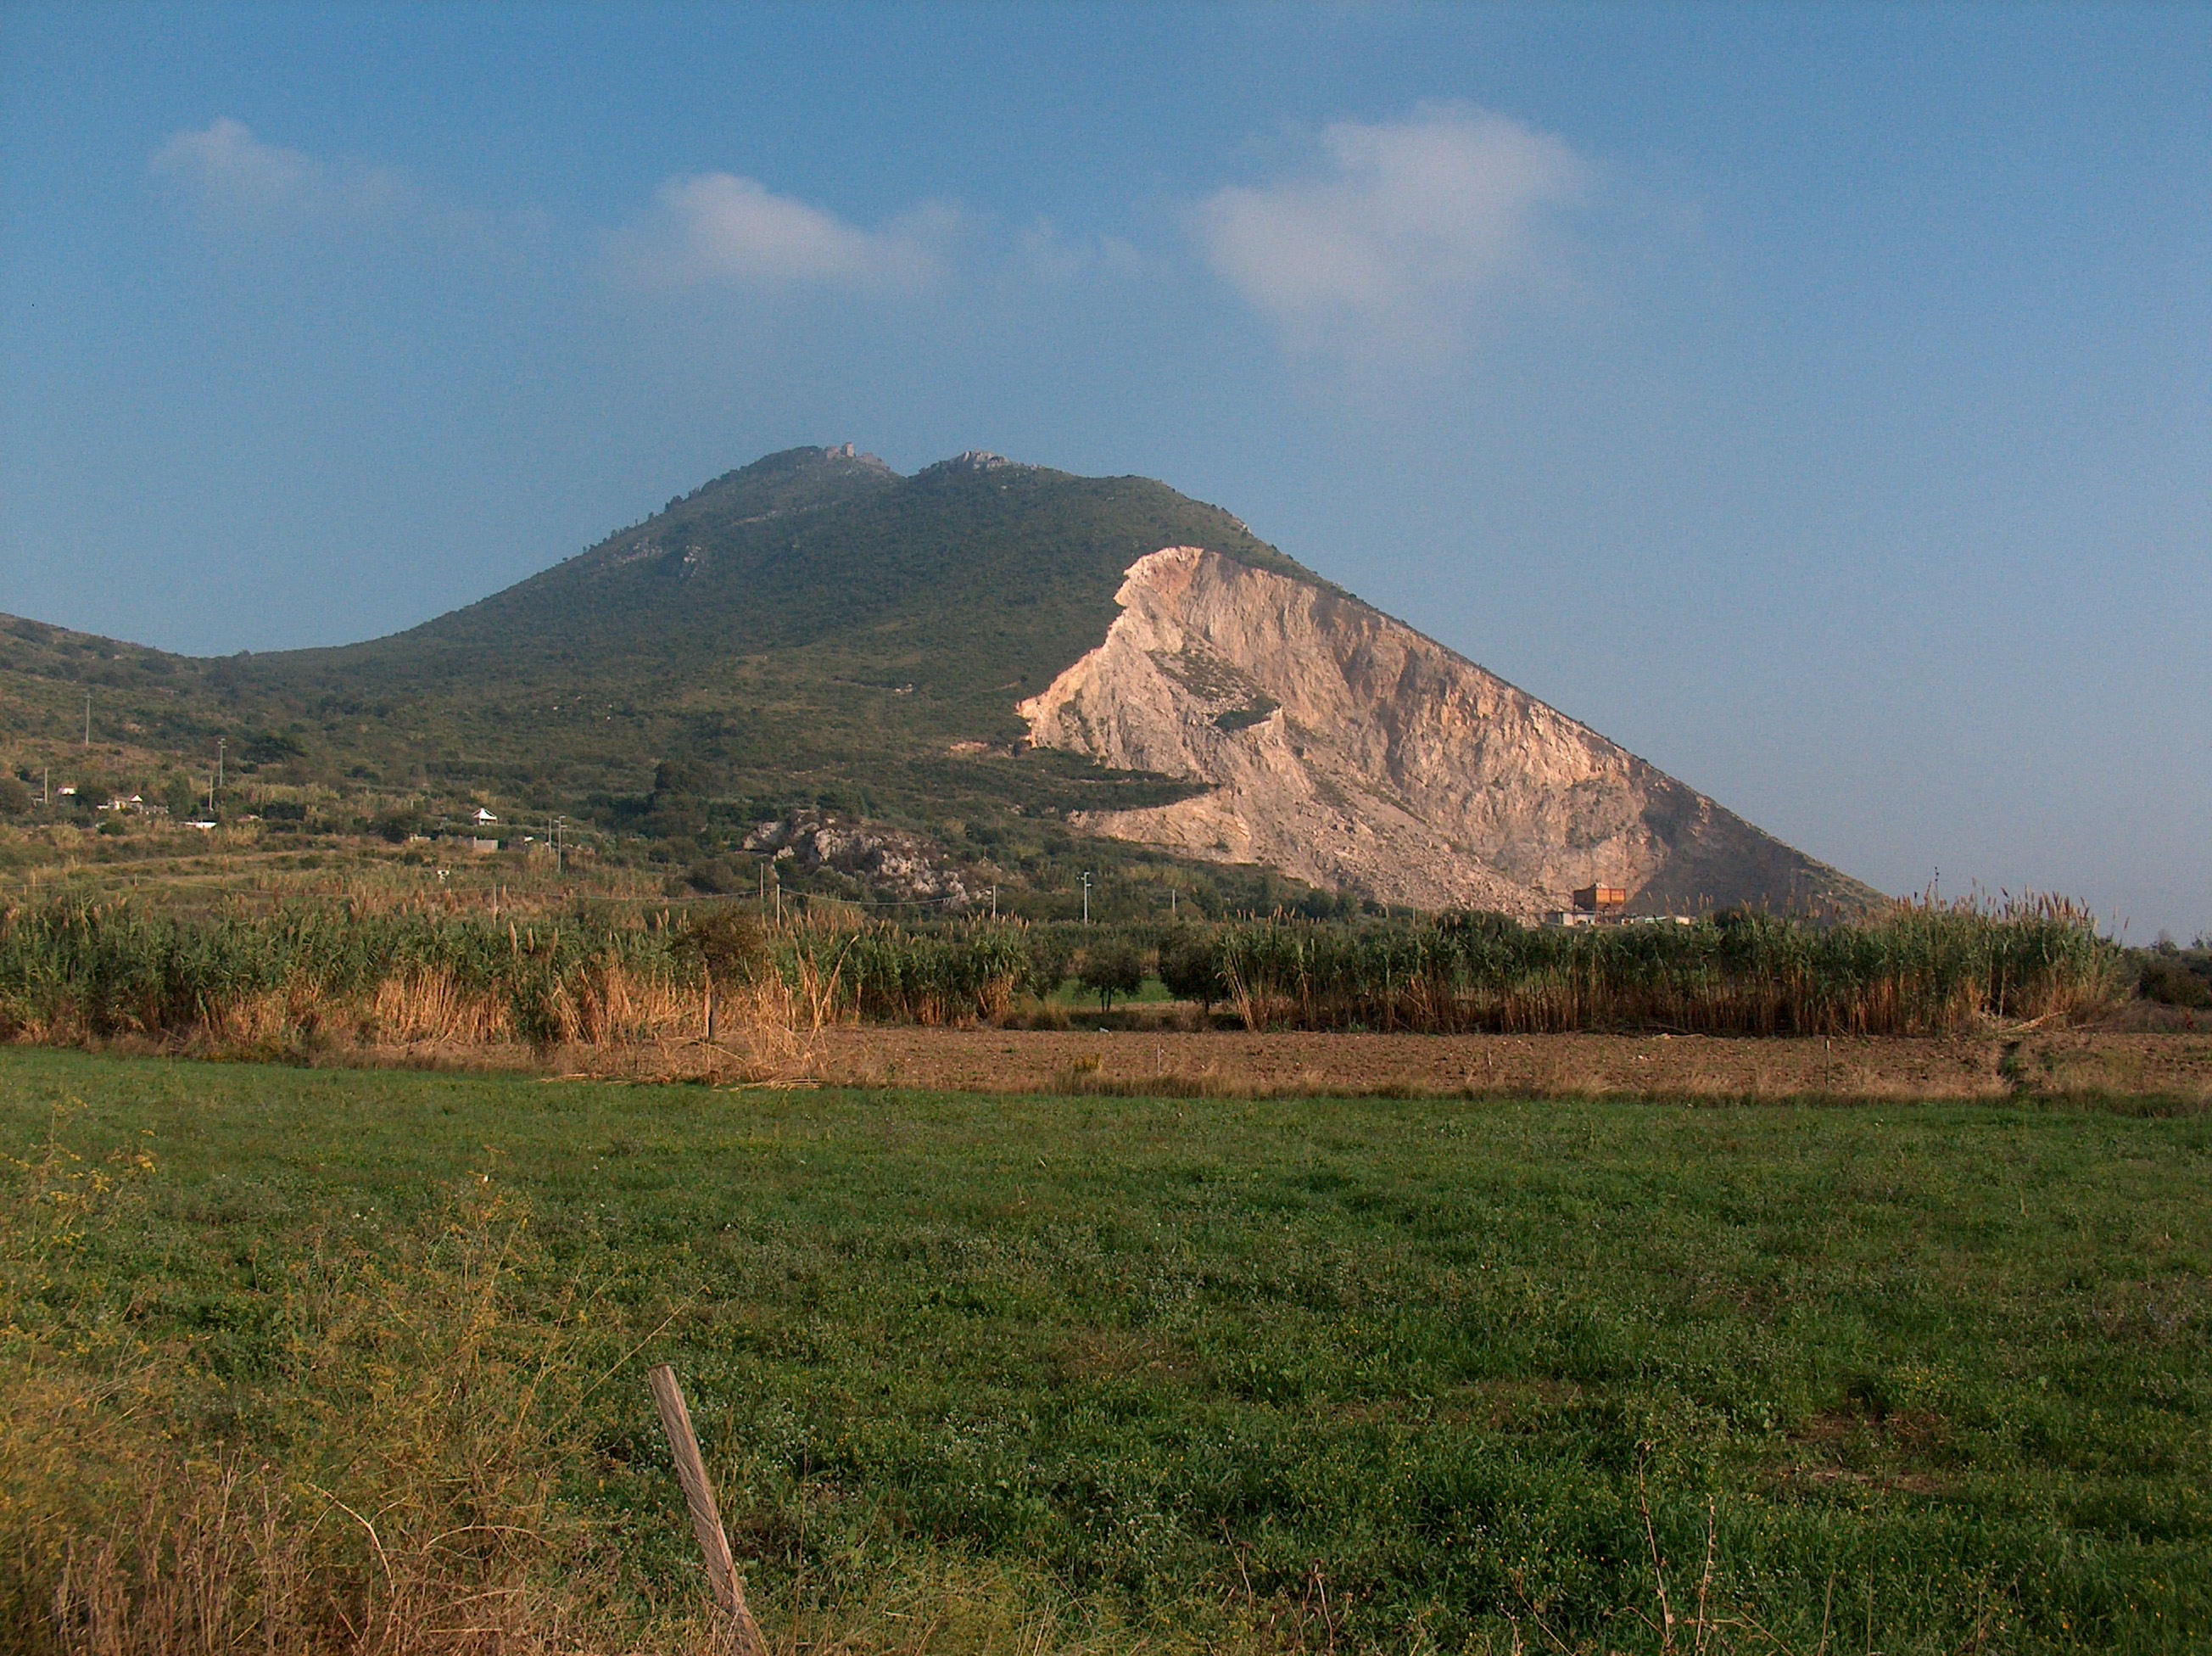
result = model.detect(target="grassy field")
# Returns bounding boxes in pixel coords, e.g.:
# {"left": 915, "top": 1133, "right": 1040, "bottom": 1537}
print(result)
{"left": 3, "top": 1049, "right": 2207, "bottom": 1653}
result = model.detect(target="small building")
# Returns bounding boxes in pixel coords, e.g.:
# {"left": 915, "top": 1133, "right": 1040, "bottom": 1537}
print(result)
{"left": 1572, "top": 884, "right": 1628, "bottom": 916}
{"left": 473, "top": 808, "right": 499, "bottom": 824}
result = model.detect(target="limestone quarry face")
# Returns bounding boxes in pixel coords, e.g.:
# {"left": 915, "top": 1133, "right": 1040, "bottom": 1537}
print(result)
{"left": 1018, "top": 547, "right": 1868, "bottom": 919}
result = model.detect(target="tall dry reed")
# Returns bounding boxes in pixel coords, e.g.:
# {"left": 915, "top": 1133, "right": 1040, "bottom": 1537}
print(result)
{"left": 0, "top": 892, "right": 2123, "bottom": 1052}
{"left": 1210, "top": 894, "right": 2120, "bottom": 1037}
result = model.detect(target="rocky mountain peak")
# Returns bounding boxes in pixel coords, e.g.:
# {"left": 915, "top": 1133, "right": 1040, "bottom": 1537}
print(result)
{"left": 925, "top": 450, "right": 1027, "bottom": 475}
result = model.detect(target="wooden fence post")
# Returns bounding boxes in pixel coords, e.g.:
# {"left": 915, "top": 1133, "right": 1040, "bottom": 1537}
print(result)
{"left": 648, "top": 1362, "right": 767, "bottom": 1656}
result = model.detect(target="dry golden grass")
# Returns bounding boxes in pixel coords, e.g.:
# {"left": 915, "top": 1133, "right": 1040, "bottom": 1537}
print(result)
{"left": 371, "top": 969, "right": 513, "bottom": 1047}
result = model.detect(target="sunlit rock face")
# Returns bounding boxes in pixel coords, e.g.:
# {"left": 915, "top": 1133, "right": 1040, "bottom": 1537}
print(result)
{"left": 1019, "top": 547, "right": 1865, "bottom": 919}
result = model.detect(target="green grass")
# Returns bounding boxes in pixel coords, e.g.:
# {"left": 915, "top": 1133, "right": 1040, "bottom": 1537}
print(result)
{"left": 3, "top": 1049, "right": 2208, "bottom": 1651}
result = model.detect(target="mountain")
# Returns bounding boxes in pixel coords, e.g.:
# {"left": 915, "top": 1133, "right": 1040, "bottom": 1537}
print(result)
{"left": 221, "top": 445, "right": 1315, "bottom": 812}
{"left": 1, "top": 445, "right": 1876, "bottom": 917}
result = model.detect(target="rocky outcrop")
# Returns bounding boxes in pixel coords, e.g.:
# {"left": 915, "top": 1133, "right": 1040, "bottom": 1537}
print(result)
{"left": 744, "top": 812, "right": 976, "bottom": 909}
{"left": 1018, "top": 547, "right": 1871, "bottom": 919}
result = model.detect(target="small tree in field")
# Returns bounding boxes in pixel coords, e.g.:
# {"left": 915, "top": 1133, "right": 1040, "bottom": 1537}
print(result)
{"left": 1156, "top": 926, "right": 1223, "bottom": 1012}
{"left": 1079, "top": 937, "right": 1144, "bottom": 1012}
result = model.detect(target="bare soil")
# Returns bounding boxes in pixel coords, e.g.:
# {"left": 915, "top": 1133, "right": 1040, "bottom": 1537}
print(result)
{"left": 371, "top": 1025, "right": 2212, "bottom": 1102}
{"left": 796, "top": 1026, "right": 2212, "bottom": 1100}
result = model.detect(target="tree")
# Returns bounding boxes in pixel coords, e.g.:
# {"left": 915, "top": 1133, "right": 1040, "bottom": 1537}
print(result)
{"left": 1156, "top": 926, "right": 1223, "bottom": 1011}
{"left": 1025, "top": 928, "right": 1076, "bottom": 1001}
{"left": 648, "top": 758, "right": 711, "bottom": 841}
{"left": 1079, "top": 937, "right": 1144, "bottom": 1012}
{"left": 676, "top": 909, "right": 765, "bottom": 987}
{"left": 373, "top": 806, "right": 427, "bottom": 843}
{"left": 0, "top": 775, "right": 30, "bottom": 815}
{"left": 2140, "top": 957, "right": 2210, "bottom": 1009}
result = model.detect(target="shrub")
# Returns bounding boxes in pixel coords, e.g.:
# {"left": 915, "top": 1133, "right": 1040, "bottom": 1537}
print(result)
{"left": 2140, "top": 959, "right": 2211, "bottom": 1008}
{"left": 683, "top": 855, "right": 749, "bottom": 896}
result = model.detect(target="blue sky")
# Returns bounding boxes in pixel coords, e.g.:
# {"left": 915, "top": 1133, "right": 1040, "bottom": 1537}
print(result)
{"left": 3, "top": 3, "right": 2207, "bottom": 937}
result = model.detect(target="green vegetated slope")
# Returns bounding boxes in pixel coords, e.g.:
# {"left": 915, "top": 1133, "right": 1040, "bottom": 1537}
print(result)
{"left": 5, "top": 1049, "right": 2206, "bottom": 1653}
{"left": 0, "top": 613, "right": 231, "bottom": 758}
{"left": 3, "top": 448, "right": 1300, "bottom": 821}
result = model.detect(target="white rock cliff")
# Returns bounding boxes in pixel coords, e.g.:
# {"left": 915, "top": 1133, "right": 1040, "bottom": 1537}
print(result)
{"left": 1018, "top": 547, "right": 1865, "bottom": 919}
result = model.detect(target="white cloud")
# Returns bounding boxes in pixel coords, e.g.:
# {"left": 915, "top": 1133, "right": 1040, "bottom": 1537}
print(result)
{"left": 1194, "top": 104, "right": 1589, "bottom": 355}
{"left": 612, "top": 172, "right": 951, "bottom": 290}
{"left": 151, "top": 117, "right": 402, "bottom": 220}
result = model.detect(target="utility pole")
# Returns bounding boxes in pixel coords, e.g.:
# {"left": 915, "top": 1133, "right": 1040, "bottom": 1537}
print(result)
{"left": 215, "top": 739, "right": 225, "bottom": 795}
{"left": 555, "top": 816, "right": 566, "bottom": 876}
{"left": 1081, "top": 870, "right": 1092, "bottom": 924}
{"left": 42, "top": 767, "right": 49, "bottom": 808}
{"left": 82, "top": 691, "right": 91, "bottom": 749}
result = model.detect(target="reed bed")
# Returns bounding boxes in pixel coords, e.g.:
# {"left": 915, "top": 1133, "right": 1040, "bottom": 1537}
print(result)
{"left": 0, "top": 894, "right": 2121, "bottom": 1055}
{"left": 0, "top": 900, "right": 1046, "bottom": 1061}
{"left": 1204, "top": 896, "right": 2120, "bottom": 1037}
